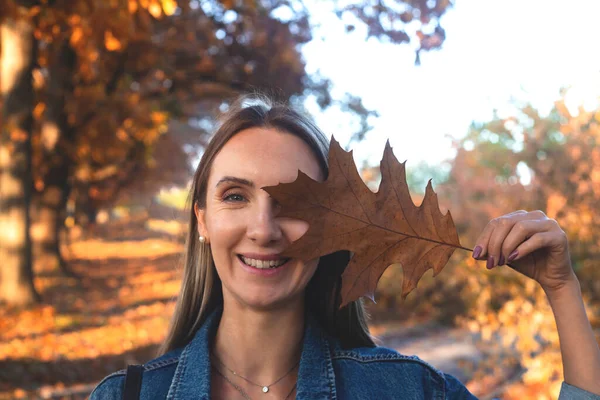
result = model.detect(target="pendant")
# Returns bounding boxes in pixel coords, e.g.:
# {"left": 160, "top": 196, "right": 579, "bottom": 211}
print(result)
{"left": 262, "top": 386, "right": 269, "bottom": 393}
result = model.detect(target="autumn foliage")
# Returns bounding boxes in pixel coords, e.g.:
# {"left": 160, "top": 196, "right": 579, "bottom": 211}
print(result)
{"left": 372, "top": 94, "right": 600, "bottom": 398}
{"left": 1, "top": 0, "right": 451, "bottom": 307}
{"left": 0, "top": 215, "right": 183, "bottom": 399}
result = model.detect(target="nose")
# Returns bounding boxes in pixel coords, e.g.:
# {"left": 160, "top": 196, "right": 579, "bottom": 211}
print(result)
{"left": 246, "top": 197, "right": 283, "bottom": 245}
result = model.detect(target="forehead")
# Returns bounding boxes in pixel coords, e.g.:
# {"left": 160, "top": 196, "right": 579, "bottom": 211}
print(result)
{"left": 209, "top": 127, "right": 324, "bottom": 187}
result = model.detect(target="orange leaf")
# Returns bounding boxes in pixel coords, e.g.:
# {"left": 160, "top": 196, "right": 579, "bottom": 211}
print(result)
{"left": 33, "top": 102, "right": 46, "bottom": 119}
{"left": 128, "top": 0, "right": 138, "bottom": 13}
{"left": 161, "top": 0, "right": 177, "bottom": 16}
{"left": 263, "top": 138, "right": 464, "bottom": 307}
{"left": 70, "top": 26, "right": 83, "bottom": 46}
{"left": 104, "top": 31, "right": 122, "bottom": 51}
{"left": 148, "top": 0, "right": 162, "bottom": 18}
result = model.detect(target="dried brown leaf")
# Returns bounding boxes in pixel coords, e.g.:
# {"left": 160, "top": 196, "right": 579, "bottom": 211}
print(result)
{"left": 263, "top": 137, "right": 467, "bottom": 307}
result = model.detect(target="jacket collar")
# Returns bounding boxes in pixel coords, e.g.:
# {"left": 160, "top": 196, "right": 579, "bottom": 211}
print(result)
{"left": 166, "top": 307, "right": 337, "bottom": 400}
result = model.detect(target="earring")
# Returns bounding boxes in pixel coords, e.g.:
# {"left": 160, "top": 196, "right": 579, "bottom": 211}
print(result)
{"left": 199, "top": 235, "right": 206, "bottom": 243}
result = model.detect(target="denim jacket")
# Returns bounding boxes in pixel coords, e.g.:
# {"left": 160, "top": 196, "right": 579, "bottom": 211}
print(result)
{"left": 90, "top": 309, "right": 599, "bottom": 399}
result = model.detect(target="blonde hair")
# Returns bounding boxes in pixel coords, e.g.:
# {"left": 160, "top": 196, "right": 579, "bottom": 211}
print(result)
{"left": 158, "top": 95, "right": 374, "bottom": 355}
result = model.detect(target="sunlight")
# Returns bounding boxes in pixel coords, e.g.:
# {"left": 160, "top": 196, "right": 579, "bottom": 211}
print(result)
{"left": 564, "top": 75, "right": 600, "bottom": 116}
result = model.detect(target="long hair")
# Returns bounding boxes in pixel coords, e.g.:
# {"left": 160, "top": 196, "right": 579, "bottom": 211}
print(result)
{"left": 158, "top": 95, "right": 375, "bottom": 355}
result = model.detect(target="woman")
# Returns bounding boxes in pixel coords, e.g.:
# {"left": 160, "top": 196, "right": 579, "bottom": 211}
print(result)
{"left": 90, "top": 96, "right": 600, "bottom": 399}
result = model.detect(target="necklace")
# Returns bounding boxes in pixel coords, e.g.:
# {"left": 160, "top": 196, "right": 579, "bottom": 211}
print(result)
{"left": 213, "top": 365, "right": 297, "bottom": 400}
{"left": 211, "top": 352, "right": 299, "bottom": 394}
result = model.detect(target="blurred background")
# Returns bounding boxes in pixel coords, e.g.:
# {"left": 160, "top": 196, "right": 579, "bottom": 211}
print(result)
{"left": 1, "top": 0, "right": 599, "bottom": 398}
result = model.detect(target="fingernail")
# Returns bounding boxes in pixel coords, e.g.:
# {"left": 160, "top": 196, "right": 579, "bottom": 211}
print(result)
{"left": 508, "top": 250, "right": 519, "bottom": 262}
{"left": 473, "top": 246, "right": 482, "bottom": 259}
{"left": 486, "top": 256, "right": 495, "bottom": 269}
{"left": 498, "top": 254, "right": 505, "bottom": 266}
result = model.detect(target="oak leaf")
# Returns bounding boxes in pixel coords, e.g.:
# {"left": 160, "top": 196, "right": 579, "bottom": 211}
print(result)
{"left": 263, "top": 138, "right": 467, "bottom": 308}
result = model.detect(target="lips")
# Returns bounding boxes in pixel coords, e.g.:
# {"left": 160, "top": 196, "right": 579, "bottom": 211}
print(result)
{"left": 237, "top": 254, "right": 291, "bottom": 269}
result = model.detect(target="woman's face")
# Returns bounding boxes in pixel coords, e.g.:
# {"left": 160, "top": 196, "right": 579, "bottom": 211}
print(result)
{"left": 195, "top": 127, "right": 323, "bottom": 310}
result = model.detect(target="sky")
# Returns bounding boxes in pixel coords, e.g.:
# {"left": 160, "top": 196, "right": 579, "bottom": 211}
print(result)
{"left": 300, "top": 0, "right": 600, "bottom": 169}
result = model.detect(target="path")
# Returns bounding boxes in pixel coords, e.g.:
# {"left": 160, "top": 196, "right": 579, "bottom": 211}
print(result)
{"left": 377, "top": 323, "right": 483, "bottom": 383}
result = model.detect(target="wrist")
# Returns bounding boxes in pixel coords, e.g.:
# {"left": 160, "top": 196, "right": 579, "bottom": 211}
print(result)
{"left": 543, "top": 274, "right": 581, "bottom": 304}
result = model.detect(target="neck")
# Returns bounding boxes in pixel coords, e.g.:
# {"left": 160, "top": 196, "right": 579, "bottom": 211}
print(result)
{"left": 212, "top": 296, "right": 305, "bottom": 385}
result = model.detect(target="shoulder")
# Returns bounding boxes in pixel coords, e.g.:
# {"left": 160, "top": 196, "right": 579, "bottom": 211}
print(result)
{"left": 330, "top": 345, "right": 477, "bottom": 398}
{"left": 331, "top": 344, "right": 445, "bottom": 379}
{"left": 89, "top": 348, "right": 182, "bottom": 399}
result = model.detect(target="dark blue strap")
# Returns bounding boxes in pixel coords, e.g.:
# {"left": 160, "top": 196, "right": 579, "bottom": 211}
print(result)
{"left": 122, "top": 364, "right": 143, "bottom": 400}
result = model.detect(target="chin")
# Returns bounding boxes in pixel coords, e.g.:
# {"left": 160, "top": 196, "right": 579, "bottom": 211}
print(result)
{"left": 236, "top": 290, "right": 304, "bottom": 312}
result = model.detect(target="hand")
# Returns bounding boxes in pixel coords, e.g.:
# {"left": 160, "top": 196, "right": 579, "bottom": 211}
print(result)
{"left": 473, "top": 210, "right": 577, "bottom": 293}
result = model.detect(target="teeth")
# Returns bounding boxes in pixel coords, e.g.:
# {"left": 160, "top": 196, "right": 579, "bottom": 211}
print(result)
{"left": 241, "top": 256, "right": 287, "bottom": 269}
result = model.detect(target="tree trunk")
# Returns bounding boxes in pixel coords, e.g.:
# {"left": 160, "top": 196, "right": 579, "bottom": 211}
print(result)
{"left": 31, "top": 41, "right": 78, "bottom": 278}
{"left": 0, "top": 16, "right": 40, "bottom": 306}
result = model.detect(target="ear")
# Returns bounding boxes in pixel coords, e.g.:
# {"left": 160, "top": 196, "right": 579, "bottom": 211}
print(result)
{"left": 194, "top": 202, "right": 209, "bottom": 242}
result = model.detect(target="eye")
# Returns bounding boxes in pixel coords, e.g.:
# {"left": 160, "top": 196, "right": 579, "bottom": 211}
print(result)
{"left": 223, "top": 193, "right": 246, "bottom": 203}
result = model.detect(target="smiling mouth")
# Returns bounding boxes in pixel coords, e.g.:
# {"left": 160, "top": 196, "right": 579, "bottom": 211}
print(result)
{"left": 238, "top": 255, "right": 291, "bottom": 269}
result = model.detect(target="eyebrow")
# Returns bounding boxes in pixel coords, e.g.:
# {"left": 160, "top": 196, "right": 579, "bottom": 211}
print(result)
{"left": 215, "top": 176, "right": 255, "bottom": 188}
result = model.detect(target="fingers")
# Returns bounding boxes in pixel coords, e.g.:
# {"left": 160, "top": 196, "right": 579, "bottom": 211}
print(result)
{"left": 507, "top": 231, "right": 555, "bottom": 262}
{"left": 500, "top": 219, "right": 557, "bottom": 261}
{"left": 474, "top": 210, "right": 555, "bottom": 268}
{"left": 473, "top": 210, "right": 528, "bottom": 262}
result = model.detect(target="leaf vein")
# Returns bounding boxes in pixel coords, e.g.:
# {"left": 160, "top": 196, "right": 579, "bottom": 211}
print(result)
{"left": 333, "top": 148, "right": 373, "bottom": 226}
{"left": 348, "top": 236, "right": 411, "bottom": 294}
{"left": 408, "top": 243, "right": 443, "bottom": 283}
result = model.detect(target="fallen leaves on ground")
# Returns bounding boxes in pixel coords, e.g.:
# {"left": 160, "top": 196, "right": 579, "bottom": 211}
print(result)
{"left": 0, "top": 217, "right": 183, "bottom": 400}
